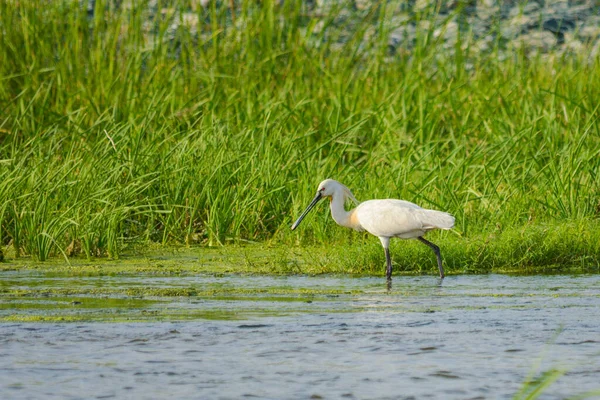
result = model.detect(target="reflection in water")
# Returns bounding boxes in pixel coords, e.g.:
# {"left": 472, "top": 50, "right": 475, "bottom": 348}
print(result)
{"left": 1, "top": 274, "right": 599, "bottom": 399}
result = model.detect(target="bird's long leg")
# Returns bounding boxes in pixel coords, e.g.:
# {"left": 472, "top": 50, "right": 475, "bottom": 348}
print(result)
{"left": 417, "top": 237, "right": 445, "bottom": 279}
{"left": 379, "top": 237, "right": 393, "bottom": 281}
{"left": 385, "top": 247, "right": 392, "bottom": 281}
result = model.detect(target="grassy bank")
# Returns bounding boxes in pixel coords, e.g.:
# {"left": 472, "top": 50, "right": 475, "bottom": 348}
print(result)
{"left": 1, "top": 1, "right": 599, "bottom": 272}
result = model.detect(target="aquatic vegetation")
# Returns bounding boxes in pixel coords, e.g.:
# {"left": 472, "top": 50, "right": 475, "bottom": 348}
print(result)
{"left": 514, "top": 328, "right": 600, "bottom": 400}
{"left": 0, "top": 1, "right": 599, "bottom": 272}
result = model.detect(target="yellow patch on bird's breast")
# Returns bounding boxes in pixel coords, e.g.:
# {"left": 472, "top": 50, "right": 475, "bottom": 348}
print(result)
{"left": 348, "top": 209, "right": 363, "bottom": 231}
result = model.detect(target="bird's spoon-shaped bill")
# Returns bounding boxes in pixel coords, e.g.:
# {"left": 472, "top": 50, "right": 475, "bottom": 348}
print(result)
{"left": 291, "top": 192, "right": 323, "bottom": 230}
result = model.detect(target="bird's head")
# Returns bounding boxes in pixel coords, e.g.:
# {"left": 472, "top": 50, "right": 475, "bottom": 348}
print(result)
{"left": 315, "top": 179, "right": 338, "bottom": 198}
{"left": 290, "top": 179, "right": 359, "bottom": 230}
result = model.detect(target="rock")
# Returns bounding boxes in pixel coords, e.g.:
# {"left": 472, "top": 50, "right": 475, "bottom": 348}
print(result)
{"left": 477, "top": 0, "right": 500, "bottom": 21}
{"left": 474, "top": 35, "right": 496, "bottom": 53}
{"left": 353, "top": 0, "right": 371, "bottom": 11}
{"left": 434, "top": 21, "right": 459, "bottom": 48}
{"left": 580, "top": 16, "right": 600, "bottom": 42}
{"left": 414, "top": 0, "right": 430, "bottom": 12}
{"left": 543, "top": 18, "right": 576, "bottom": 34}
{"left": 545, "top": 0, "right": 570, "bottom": 13}
{"left": 509, "top": 2, "right": 541, "bottom": 18}
{"left": 389, "top": 24, "right": 416, "bottom": 50}
{"left": 543, "top": 17, "right": 576, "bottom": 44}
{"left": 513, "top": 31, "right": 558, "bottom": 52}
{"left": 417, "top": 20, "right": 432, "bottom": 33}
{"left": 563, "top": 33, "right": 584, "bottom": 53}
{"left": 501, "top": 14, "right": 534, "bottom": 40}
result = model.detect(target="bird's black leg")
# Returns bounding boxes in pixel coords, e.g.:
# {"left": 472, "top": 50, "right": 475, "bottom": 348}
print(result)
{"left": 417, "top": 237, "right": 445, "bottom": 279}
{"left": 385, "top": 247, "right": 392, "bottom": 281}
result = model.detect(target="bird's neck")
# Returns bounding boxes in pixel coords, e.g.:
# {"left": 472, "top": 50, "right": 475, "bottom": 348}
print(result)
{"left": 329, "top": 192, "right": 357, "bottom": 229}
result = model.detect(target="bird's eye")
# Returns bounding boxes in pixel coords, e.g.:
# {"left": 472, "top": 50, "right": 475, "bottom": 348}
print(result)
{"left": 319, "top": 188, "right": 325, "bottom": 192}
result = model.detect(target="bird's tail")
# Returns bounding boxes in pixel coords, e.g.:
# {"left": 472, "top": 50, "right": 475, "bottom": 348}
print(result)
{"left": 419, "top": 210, "right": 455, "bottom": 230}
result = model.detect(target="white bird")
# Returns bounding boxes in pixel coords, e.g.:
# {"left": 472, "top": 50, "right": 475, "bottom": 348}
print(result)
{"left": 291, "top": 179, "right": 454, "bottom": 280}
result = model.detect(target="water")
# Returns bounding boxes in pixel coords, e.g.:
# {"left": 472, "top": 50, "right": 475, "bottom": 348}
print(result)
{"left": 1, "top": 274, "right": 599, "bottom": 399}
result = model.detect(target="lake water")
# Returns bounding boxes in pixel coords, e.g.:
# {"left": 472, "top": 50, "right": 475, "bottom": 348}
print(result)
{"left": 1, "top": 273, "right": 599, "bottom": 399}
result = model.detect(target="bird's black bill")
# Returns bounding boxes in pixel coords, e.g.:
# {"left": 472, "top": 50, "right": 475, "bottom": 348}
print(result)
{"left": 291, "top": 192, "right": 323, "bottom": 230}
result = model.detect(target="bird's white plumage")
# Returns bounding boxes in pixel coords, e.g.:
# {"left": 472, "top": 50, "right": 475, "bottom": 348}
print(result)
{"left": 354, "top": 199, "right": 454, "bottom": 239}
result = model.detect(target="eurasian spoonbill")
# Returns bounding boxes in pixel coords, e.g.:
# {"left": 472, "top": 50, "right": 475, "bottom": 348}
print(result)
{"left": 291, "top": 179, "right": 454, "bottom": 280}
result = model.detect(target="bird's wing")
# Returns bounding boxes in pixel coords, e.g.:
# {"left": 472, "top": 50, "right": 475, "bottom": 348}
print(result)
{"left": 355, "top": 200, "right": 453, "bottom": 238}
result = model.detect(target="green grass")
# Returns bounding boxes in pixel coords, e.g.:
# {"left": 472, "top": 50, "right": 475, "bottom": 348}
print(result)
{"left": 1, "top": 1, "right": 599, "bottom": 272}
